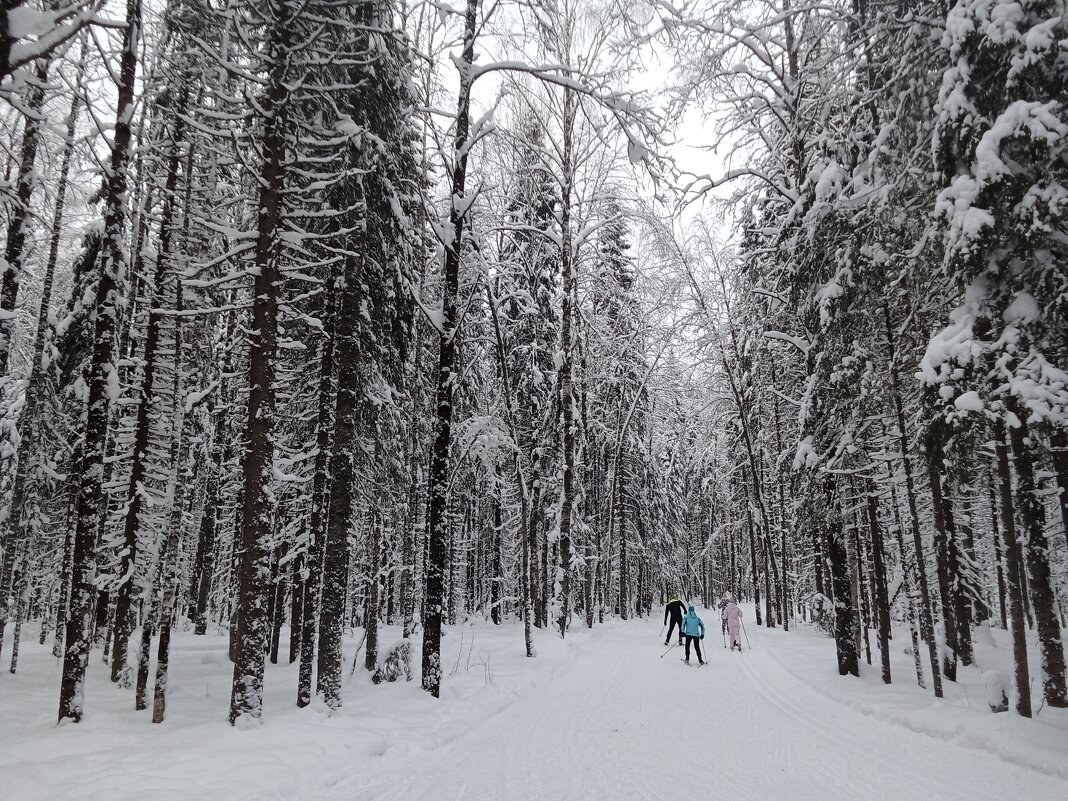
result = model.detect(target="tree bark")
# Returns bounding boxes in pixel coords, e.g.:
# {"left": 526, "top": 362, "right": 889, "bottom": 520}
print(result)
{"left": 555, "top": 83, "right": 578, "bottom": 639}
{"left": 923, "top": 431, "right": 959, "bottom": 682}
{"left": 59, "top": 0, "right": 141, "bottom": 723}
{"left": 365, "top": 514, "right": 380, "bottom": 673}
{"left": 316, "top": 248, "right": 365, "bottom": 709}
{"left": 994, "top": 421, "right": 1032, "bottom": 717}
{"left": 865, "top": 479, "right": 891, "bottom": 684}
{"left": 422, "top": 0, "right": 477, "bottom": 697}
{"left": 826, "top": 483, "right": 859, "bottom": 677}
{"left": 884, "top": 304, "right": 942, "bottom": 698}
{"left": 110, "top": 83, "right": 190, "bottom": 684}
{"left": 1050, "top": 428, "right": 1068, "bottom": 554}
{"left": 989, "top": 477, "right": 1008, "bottom": 629}
{"left": 228, "top": 8, "right": 288, "bottom": 724}
{"left": 0, "top": 59, "right": 46, "bottom": 375}
{"left": 1006, "top": 404, "right": 1067, "bottom": 708}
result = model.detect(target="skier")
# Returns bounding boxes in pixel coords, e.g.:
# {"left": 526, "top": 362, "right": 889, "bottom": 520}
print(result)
{"left": 664, "top": 593, "right": 686, "bottom": 645}
{"left": 723, "top": 598, "right": 743, "bottom": 651}
{"left": 718, "top": 593, "right": 731, "bottom": 638}
{"left": 682, "top": 605, "right": 706, "bottom": 665}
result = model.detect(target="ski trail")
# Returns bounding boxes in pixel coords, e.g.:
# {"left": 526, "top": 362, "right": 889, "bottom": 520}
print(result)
{"left": 305, "top": 617, "right": 1066, "bottom": 801}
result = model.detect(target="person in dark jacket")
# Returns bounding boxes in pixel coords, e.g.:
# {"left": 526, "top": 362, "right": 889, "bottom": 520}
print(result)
{"left": 682, "top": 605, "right": 706, "bottom": 665}
{"left": 664, "top": 594, "right": 686, "bottom": 645}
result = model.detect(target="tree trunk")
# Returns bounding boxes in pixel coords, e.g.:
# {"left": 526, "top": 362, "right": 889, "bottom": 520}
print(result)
{"left": 295, "top": 295, "right": 336, "bottom": 706}
{"left": 989, "top": 477, "right": 1008, "bottom": 629}
{"left": 942, "top": 493, "right": 974, "bottom": 665}
{"left": 865, "top": 480, "right": 891, "bottom": 684}
{"left": 744, "top": 482, "right": 762, "bottom": 626}
{"left": 59, "top": 0, "right": 141, "bottom": 723}
{"left": 852, "top": 512, "right": 868, "bottom": 663}
{"left": 485, "top": 278, "right": 534, "bottom": 655}
{"left": 422, "top": 0, "right": 477, "bottom": 698}
{"left": 924, "top": 435, "right": 959, "bottom": 682}
{"left": 1049, "top": 428, "right": 1068, "bottom": 554}
{"left": 826, "top": 485, "right": 859, "bottom": 677}
{"left": 1006, "top": 405, "right": 1067, "bottom": 708}
{"left": 889, "top": 471, "right": 925, "bottom": 689}
{"left": 0, "top": 59, "right": 71, "bottom": 655}
{"left": 316, "top": 249, "right": 365, "bottom": 709}
{"left": 365, "top": 514, "right": 380, "bottom": 673}
{"left": 0, "top": 60, "right": 46, "bottom": 375}
{"left": 994, "top": 421, "right": 1032, "bottom": 717}
{"left": 884, "top": 305, "right": 942, "bottom": 698}
{"left": 53, "top": 490, "right": 77, "bottom": 659}
{"left": 110, "top": 84, "right": 191, "bottom": 685}
{"left": 490, "top": 491, "right": 502, "bottom": 625}
{"left": 268, "top": 542, "right": 287, "bottom": 665}
{"left": 555, "top": 83, "right": 578, "bottom": 640}
{"left": 228, "top": 9, "right": 289, "bottom": 724}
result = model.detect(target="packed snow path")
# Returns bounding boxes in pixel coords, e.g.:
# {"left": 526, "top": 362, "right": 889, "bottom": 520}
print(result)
{"left": 3, "top": 613, "right": 1066, "bottom": 801}
{"left": 313, "top": 618, "right": 1063, "bottom": 801}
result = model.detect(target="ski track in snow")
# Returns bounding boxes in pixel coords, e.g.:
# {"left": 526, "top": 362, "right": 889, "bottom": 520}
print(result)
{"left": 2, "top": 611, "right": 1066, "bottom": 801}
{"left": 307, "top": 619, "right": 1063, "bottom": 801}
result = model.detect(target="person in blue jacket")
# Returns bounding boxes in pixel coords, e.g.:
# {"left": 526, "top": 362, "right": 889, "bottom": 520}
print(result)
{"left": 682, "top": 605, "right": 706, "bottom": 665}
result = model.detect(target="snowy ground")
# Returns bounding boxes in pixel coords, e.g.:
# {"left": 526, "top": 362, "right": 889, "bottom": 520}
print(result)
{"left": 2, "top": 608, "right": 1066, "bottom": 801}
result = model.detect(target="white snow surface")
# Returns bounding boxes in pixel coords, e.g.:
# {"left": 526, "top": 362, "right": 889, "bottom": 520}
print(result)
{"left": 2, "top": 610, "right": 1066, "bottom": 800}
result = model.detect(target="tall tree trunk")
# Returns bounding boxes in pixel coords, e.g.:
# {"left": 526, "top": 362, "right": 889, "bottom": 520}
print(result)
{"left": 316, "top": 249, "right": 364, "bottom": 709}
{"left": 743, "top": 479, "right": 762, "bottom": 626}
{"left": 989, "top": 476, "right": 1008, "bottom": 629}
{"left": 365, "top": 514, "right": 380, "bottom": 673}
{"left": 228, "top": 10, "right": 288, "bottom": 724}
{"left": 110, "top": 84, "right": 191, "bottom": 685}
{"left": 852, "top": 510, "right": 869, "bottom": 664}
{"left": 152, "top": 330, "right": 197, "bottom": 725}
{"left": 0, "top": 61, "right": 48, "bottom": 653}
{"left": 884, "top": 305, "right": 942, "bottom": 698}
{"left": 924, "top": 432, "right": 959, "bottom": 682}
{"left": 994, "top": 421, "right": 1032, "bottom": 717}
{"left": 296, "top": 296, "right": 336, "bottom": 706}
{"left": 53, "top": 487, "right": 78, "bottom": 659}
{"left": 617, "top": 464, "right": 628, "bottom": 620}
{"left": 865, "top": 480, "right": 891, "bottom": 684}
{"left": 555, "top": 83, "right": 578, "bottom": 639}
{"left": 58, "top": 0, "right": 141, "bottom": 723}
{"left": 0, "top": 57, "right": 76, "bottom": 656}
{"left": 421, "top": 0, "right": 477, "bottom": 698}
{"left": 46, "top": 53, "right": 87, "bottom": 649}
{"left": 485, "top": 278, "right": 534, "bottom": 655}
{"left": 943, "top": 492, "right": 974, "bottom": 665}
{"left": 1006, "top": 404, "right": 1067, "bottom": 708}
{"left": 0, "top": 59, "right": 46, "bottom": 375}
{"left": 134, "top": 554, "right": 163, "bottom": 711}
{"left": 490, "top": 490, "right": 502, "bottom": 625}
{"left": 826, "top": 483, "right": 859, "bottom": 677}
{"left": 889, "top": 470, "right": 925, "bottom": 689}
{"left": 1049, "top": 428, "right": 1068, "bottom": 553}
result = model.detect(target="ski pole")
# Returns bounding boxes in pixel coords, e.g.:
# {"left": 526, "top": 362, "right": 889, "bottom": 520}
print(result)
{"left": 722, "top": 624, "right": 727, "bottom": 649}
{"left": 741, "top": 619, "right": 751, "bottom": 650}
{"left": 659, "top": 640, "right": 679, "bottom": 659}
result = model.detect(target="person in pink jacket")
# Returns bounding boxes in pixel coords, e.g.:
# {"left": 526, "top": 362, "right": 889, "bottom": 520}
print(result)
{"left": 722, "top": 599, "right": 743, "bottom": 651}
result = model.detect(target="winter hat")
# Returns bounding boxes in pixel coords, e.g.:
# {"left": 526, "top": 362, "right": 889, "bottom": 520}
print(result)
{"left": 688, "top": 605, "right": 695, "bottom": 613}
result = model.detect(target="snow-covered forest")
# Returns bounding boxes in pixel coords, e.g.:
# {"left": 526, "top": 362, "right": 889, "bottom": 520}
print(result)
{"left": 0, "top": 0, "right": 1066, "bottom": 798}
